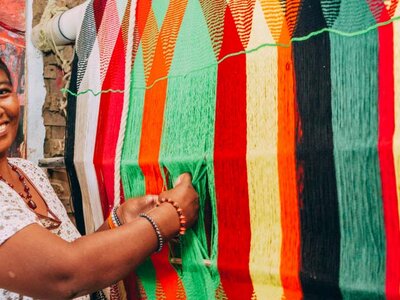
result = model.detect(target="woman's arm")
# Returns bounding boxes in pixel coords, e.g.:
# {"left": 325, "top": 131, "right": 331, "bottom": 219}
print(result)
{"left": 0, "top": 174, "right": 198, "bottom": 299}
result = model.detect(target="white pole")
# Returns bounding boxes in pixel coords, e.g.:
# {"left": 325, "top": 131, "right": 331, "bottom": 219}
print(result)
{"left": 26, "top": 0, "right": 45, "bottom": 163}
{"left": 32, "top": 1, "right": 88, "bottom": 47}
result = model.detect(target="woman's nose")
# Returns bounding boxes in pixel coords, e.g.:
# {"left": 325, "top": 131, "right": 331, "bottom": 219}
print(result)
{"left": 0, "top": 104, "right": 7, "bottom": 118}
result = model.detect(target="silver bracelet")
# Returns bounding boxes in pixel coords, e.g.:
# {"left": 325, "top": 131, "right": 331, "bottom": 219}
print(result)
{"left": 139, "top": 213, "right": 164, "bottom": 253}
{"left": 111, "top": 206, "right": 122, "bottom": 227}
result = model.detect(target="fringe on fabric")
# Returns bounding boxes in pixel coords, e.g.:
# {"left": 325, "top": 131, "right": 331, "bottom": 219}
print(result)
{"left": 65, "top": 0, "right": 400, "bottom": 298}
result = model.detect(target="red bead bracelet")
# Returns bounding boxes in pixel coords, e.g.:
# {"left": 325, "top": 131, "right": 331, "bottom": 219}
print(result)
{"left": 157, "top": 198, "right": 186, "bottom": 236}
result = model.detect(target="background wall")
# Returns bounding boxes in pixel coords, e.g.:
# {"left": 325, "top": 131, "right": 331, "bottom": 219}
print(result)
{"left": 31, "top": 0, "right": 84, "bottom": 222}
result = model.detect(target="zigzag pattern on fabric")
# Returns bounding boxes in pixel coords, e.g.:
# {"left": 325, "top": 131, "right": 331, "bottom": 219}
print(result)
{"left": 64, "top": 0, "right": 400, "bottom": 299}
{"left": 63, "top": 14, "right": 400, "bottom": 97}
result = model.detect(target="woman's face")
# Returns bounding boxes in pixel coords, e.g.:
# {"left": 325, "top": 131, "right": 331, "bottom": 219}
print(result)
{"left": 0, "top": 68, "right": 20, "bottom": 158}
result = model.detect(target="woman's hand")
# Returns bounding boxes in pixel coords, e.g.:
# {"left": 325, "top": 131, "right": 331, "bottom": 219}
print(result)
{"left": 118, "top": 195, "right": 157, "bottom": 224}
{"left": 158, "top": 173, "right": 199, "bottom": 229}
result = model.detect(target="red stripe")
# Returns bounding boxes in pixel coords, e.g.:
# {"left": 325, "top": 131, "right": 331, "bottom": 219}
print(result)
{"left": 151, "top": 247, "right": 182, "bottom": 299}
{"left": 277, "top": 24, "right": 302, "bottom": 299}
{"left": 214, "top": 6, "right": 253, "bottom": 299}
{"left": 123, "top": 271, "right": 140, "bottom": 300}
{"left": 93, "top": 0, "right": 107, "bottom": 31}
{"left": 91, "top": 0, "right": 108, "bottom": 220}
{"left": 93, "top": 30, "right": 125, "bottom": 218}
{"left": 377, "top": 10, "right": 400, "bottom": 300}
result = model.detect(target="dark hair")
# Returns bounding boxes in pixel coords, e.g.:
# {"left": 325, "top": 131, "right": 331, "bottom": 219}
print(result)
{"left": 0, "top": 57, "right": 12, "bottom": 85}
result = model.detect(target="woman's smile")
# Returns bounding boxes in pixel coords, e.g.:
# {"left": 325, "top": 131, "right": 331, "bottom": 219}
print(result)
{"left": 0, "top": 122, "right": 10, "bottom": 136}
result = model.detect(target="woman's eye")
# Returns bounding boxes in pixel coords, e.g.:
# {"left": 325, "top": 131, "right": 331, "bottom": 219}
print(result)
{"left": 0, "top": 88, "right": 12, "bottom": 95}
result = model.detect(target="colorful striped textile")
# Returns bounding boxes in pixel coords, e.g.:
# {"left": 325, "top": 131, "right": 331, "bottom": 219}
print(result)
{"left": 65, "top": 0, "right": 400, "bottom": 299}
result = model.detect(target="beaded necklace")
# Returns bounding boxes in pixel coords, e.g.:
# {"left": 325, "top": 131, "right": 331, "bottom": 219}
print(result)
{"left": 0, "top": 162, "right": 62, "bottom": 229}
{"left": 0, "top": 163, "right": 37, "bottom": 210}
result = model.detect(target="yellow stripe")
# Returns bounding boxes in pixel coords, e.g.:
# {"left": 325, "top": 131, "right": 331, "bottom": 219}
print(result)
{"left": 393, "top": 4, "right": 400, "bottom": 270}
{"left": 246, "top": 1, "right": 283, "bottom": 299}
{"left": 259, "top": 0, "right": 285, "bottom": 42}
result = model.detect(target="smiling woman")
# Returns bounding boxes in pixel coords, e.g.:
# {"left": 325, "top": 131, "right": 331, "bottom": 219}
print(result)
{"left": 0, "top": 7, "right": 25, "bottom": 158}
{"left": 0, "top": 57, "right": 199, "bottom": 300}
{"left": 0, "top": 59, "right": 20, "bottom": 158}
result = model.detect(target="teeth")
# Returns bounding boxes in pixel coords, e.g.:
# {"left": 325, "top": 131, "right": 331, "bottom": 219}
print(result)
{"left": 0, "top": 124, "right": 7, "bottom": 133}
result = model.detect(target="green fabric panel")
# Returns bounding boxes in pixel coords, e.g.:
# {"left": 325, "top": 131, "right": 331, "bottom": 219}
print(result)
{"left": 121, "top": 44, "right": 146, "bottom": 198}
{"left": 159, "top": 0, "right": 219, "bottom": 298}
{"left": 121, "top": 44, "right": 156, "bottom": 299}
{"left": 330, "top": 1, "right": 386, "bottom": 299}
{"left": 331, "top": 0, "right": 377, "bottom": 31}
{"left": 136, "top": 258, "right": 157, "bottom": 300}
{"left": 152, "top": 0, "right": 169, "bottom": 29}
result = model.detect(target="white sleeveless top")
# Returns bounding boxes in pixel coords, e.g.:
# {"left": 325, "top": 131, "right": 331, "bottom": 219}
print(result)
{"left": 0, "top": 158, "right": 89, "bottom": 299}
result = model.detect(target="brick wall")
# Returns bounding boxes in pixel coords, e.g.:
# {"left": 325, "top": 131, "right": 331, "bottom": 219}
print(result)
{"left": 33, "top": 0, "right": 84, "bottom": 224}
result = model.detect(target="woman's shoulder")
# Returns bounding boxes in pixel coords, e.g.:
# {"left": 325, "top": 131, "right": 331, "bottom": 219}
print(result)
{"left": 7, "top": 158, "right": 47, "bottom": 178}
{"left": 8, "top": 157, "right": 39, "bottom": 169}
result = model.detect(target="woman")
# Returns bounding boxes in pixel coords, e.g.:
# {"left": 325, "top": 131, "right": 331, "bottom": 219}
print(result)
{"left": 0, "top": 58, "right": 199, "bottom": 299}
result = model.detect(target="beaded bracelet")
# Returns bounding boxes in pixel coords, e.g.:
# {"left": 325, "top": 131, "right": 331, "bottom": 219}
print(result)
{"left": 157, "top": 198, "right": 186, "bottom": 236}
{"left": 139, "top": 213, "right": 164, "bottom": 252}
{"left": 108, "top": 206, "right": 122, "bottom": 229}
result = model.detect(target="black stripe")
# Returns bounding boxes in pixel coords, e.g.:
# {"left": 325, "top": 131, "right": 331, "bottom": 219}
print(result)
{"left": 65, "top": 54, "right": 85, "bottom": 235}
{"left": 293, "top": 1, "right": 341, "bottom": 298}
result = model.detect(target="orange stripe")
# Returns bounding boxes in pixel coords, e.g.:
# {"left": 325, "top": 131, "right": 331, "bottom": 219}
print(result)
{"left": 136, "top": 0, "right": 152, "bottom": 37}
{"left": 130, "top": 0, "right": 152, "bottom": 66}
{"left": 138, "top": 1, "right": 188, "bottom": 298}
{"left": 141, "top": 10, "right": 159, "bottom": 82}
{"left": 277, "top": 23, "right": 302, "bottom": 300}
{"left": 139, "top": 39, "right": 167, "bottom": 194}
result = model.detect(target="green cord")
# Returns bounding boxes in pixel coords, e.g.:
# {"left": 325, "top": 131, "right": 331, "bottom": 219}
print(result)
{"left": 62, "top": 15, "right": 400, "bottom": 97}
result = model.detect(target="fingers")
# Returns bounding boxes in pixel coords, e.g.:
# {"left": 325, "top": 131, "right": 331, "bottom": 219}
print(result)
{"left": 145, "top": 194, "right": 158, "bottom": 205}
{"left": 120, "top": 195, "right": 158, "bottom": 224}
{"left": 133, "top": 195, "right": 157, "bottom": 209}
{"left": 174, "top": 172, "right": 192, "bottom": 186}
